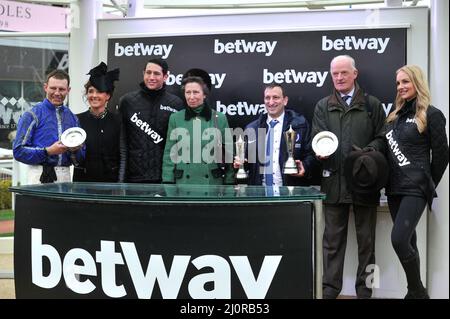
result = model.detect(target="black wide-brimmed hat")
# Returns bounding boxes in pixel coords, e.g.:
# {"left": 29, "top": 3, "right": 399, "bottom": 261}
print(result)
{"left": 344, "top": 150, "right": 389, "bottom": 194}
{"left": 182, "top": 68, "right": 212, "bottom": 92}
{"left": 87, "top": 62, "right": 120, "bottom": 93}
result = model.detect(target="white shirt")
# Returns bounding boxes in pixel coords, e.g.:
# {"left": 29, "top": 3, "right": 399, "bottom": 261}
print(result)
{"left": 263, "top": 112, "right": 285, "bottom": 187}
{"left": 340, "top": 87, "right": 355, "bottom": 105}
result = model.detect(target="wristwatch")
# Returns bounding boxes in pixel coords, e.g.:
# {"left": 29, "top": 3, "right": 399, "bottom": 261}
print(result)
{"left": 43, "top": 147, "right": 48, "bottom": 156}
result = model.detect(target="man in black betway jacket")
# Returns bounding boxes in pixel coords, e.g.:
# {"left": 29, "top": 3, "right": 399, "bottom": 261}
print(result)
{"left": 118, "top": 59, "right": 183, "bottom": 183}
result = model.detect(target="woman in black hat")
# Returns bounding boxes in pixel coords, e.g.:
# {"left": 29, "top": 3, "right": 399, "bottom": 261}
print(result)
{"left": 385, "top": 65, "right": 449, "bottom": 299}
{"left": 73, "top": 62, "right": 121, "bottom": 182}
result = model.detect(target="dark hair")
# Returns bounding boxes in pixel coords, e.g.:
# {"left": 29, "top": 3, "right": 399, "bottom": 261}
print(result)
{"left": 46, "top": 69, "right": 70, "bottom": 86}
{"left": 145, "top": 58, "right": 169, "bottom": 75}
{"left": 84, "top": 81, "right": 114, "bottom": 98}
{"left": 181, "top": 76, "right": 210, "bottom": 96}
{"left": 265, "top": 83, "right": 286, "bottom": 97}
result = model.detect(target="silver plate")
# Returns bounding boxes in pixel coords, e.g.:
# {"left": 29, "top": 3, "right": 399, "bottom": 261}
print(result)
{"left": 312, "top": 131, "right": 338, "bottom": 157}
{"left": 60, "top": 127, "right": 87, "bottom": 148}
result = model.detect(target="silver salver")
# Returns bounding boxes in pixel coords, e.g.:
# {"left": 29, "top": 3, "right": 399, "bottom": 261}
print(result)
{"left": 60, "top": 127, "right": 87, "bottom": 148}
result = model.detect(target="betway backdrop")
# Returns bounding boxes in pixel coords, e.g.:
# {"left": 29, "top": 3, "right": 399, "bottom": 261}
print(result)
{"left": 107, "top": 28, "right": 406, "bottom": 129}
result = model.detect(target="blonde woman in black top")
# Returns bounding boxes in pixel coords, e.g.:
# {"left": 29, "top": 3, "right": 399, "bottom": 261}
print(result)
{"left": 385, "top": 65, "right": 449, "bottom": 299}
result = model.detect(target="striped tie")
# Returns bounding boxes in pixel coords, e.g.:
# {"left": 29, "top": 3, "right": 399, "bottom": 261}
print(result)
{"left": 265, "top": 119, "right": 279, "bottom": 186}
{"left": 342, "top": 95, "right": 351, "bottom": 105}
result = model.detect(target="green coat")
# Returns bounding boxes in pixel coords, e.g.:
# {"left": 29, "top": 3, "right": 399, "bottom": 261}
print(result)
{"left": 311, "top": 83, "right": 386, "bottom": 204}
{"left": 162, "top": 105, "right": 234, "bottom": 185}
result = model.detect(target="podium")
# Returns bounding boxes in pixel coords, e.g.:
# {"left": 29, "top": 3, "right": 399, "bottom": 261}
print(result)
{"left": 10, "top": 183, "right": 325, "bottom": 299}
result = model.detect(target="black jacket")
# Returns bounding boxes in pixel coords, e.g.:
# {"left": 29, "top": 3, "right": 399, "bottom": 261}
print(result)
{"left": 118, "top": 83, "right": 183, "bottom": 182}
{"left": 73, "top": 110, "right": 122, "bottom": 182}
{"left": 385, "top": 99, "right": 449, "bottom": 202}
{"left": 245, "top": 109, "right": 317, "bottom": 186}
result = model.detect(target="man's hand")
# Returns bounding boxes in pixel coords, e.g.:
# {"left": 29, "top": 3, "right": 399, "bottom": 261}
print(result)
{"left": 290, "top": 160, "right": 305, "bottom": 177}
{"left": 233, "top": 155, "right": 246, "bottom": 169}
{"left": 316, "top": 154, "right": 329, "bottom": 161}
{"left": 46, "top": 141, "right": 68, "bottom": 155}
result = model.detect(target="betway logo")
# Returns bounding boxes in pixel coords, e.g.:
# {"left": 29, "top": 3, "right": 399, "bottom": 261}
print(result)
{"left": 216, "top": 100, "right": 266, "bottom": 116}
{"left": 114, "top": 42, "right": 173, "bottom": 59}
{"left": 322, "top": 35, "right": 390, "bottom": 54}
{"left": 160, "top": 104, "right": 178, "bottom": 113}
{"left": 166, "top": 72, "right": 226, "bottom": 89}
{"left": 386, "top": 129, "right": 410, "bottom": 167}
{"left": 214, "top": 39, "right": 277, "bottom": 56}
{"left": 31, "top": 228, "right": 282, "bottom": 299}
{"left": 130, "top": 113, "right": 163, "bottom": 144}
{"left": 383, "top": 103, "right": 393, "bottom": 116}
{"left": 263, "top": 69, "right": 328, "bottom": 87}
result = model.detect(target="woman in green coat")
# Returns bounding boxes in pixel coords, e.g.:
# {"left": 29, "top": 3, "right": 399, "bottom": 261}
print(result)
{"left": 162, "top": 76, "right": 234, "bottom": 185}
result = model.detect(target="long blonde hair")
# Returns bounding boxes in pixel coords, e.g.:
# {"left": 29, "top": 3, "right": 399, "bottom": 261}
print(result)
{"left": 386, "top": 65, "right": 431, "bottom": 133}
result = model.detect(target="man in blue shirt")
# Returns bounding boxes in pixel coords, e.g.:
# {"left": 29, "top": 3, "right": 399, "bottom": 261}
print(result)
{"left": 13, "top": 69, "right": 84, "bottom": 184}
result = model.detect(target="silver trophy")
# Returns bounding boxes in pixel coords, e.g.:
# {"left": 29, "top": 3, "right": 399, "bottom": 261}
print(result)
{"left": 283, "top": 125, "right": 299, "bottom": 174}
{"left": 235, "top": 135, "right": 248, "bottom": 180}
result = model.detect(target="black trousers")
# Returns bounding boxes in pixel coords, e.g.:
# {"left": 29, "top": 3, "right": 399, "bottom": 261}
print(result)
{"left": 387, "top": 195, "right": 427, "bottom": 294}
{"left": 322, "top": 204, "right": 377, "bottom": 298}
{"left": 387, "top": 195, "right": 426, "bottom": 261}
